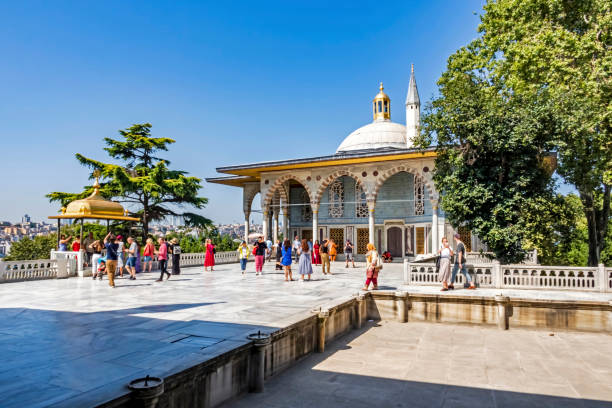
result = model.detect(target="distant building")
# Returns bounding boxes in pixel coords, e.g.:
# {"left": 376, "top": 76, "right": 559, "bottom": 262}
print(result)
{"left": 22, "top": 214, "right": 31, "bottom": 224}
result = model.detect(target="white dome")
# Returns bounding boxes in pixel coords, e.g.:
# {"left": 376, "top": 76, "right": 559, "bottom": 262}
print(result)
{"left": 336, "top": 120, "right": 408, "bottom": 153}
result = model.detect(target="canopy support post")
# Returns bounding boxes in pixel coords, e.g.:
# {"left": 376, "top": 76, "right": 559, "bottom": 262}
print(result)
{"left": 57, "top": 219, "right": 61, "bottom": 250}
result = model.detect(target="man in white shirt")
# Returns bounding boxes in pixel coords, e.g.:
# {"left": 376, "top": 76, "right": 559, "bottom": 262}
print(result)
{"left": 293, "top": 236, "right": 301, "bottom": 263}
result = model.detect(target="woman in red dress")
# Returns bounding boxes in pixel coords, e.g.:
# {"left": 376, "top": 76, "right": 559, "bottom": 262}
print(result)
{"left": 312, "top": 240, "right": 321, "bottom": 266}
{"left": 204, "top": 238, "right": 215, "bottom": 271}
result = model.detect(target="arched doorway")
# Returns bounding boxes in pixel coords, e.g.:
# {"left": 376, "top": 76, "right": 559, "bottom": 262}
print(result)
{"left": 386, "top": 226, "right": 402, "bottom": 258}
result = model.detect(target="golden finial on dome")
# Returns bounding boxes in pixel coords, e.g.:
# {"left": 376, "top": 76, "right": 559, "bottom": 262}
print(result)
{"left": 373, "top": 82, "right": 391, "bottom": 121}
{"left": 92, "top": 169, "right": 101, "bottom": 194}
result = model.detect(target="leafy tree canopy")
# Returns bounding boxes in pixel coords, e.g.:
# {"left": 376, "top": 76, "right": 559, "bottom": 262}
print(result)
{"left": 415, "top": 0, "right": 610, "bottom": 264}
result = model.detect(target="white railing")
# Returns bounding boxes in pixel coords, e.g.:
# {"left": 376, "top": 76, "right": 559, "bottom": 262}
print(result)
{"left": 405, "top": 260, "right": 610, "bottom": 292}
{"left": 0, "top": 259, "right": 60, "bottom": 282}
{"left": 50, "top": 250, "right": 82, "bottom": 276}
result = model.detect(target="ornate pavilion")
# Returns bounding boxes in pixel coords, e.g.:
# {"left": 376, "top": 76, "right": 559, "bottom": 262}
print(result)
{"left": 207, "top": 66, "right": 483, "bottom": 259}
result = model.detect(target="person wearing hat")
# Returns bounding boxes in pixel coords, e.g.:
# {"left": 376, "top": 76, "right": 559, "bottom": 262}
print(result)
{"left": 169, "top": 237, "right": 182, "bottom": 275}
{"left": 237, "top": 240, "right": 250, "bottom": 274}
{"left": 450, "top": 233, "right": 476, "bottom": 290}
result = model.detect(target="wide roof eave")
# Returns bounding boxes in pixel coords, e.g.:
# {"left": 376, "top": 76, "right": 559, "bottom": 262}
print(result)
{"left": 216, "top": 147, "right": 437, "bottom": 177}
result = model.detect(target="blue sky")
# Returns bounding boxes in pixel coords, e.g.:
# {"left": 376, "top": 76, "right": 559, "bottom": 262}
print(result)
{"left": 0, "top": 0, "right": 490, "bottom": 225}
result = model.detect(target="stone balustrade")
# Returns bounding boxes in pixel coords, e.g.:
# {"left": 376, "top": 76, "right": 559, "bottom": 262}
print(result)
{"left": 405, "top": 260, "right": 611, "bottom": 293}
{"left": 0, "top": 250, "right": 242, "bottom": 284}
{"left": 0, "top": 259, "right": 59, "bottom": 282}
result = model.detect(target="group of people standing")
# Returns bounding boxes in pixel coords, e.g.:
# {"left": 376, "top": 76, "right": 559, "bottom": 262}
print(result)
{"left": 67, "top": 232, "right": 182, "bottom": 288}
{"left": 235, "top": 235, "right": 381, "bottom": 289}
{"left": 436, "top": 234, "right": 476, "bottom": 291}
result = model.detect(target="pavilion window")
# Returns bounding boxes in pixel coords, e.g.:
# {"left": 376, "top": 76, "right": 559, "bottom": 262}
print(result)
{"left": 377, "top": 101, "right": 382, "bottom": 114}
{"left": 414, "top": 175, "right": 425, "bottom": 216}
{"left": 355, "top": 184, "right": 368, "bottom": 218}
{"left": 300, "top": 190, "right": 312, "bottom": 222}
{"left": 328, "top": 180, "right": 344, "bottom": 218}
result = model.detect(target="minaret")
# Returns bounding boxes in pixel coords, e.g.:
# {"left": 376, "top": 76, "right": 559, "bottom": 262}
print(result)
{"left": 405, "top": 64, "right": 420, "bottom": 146}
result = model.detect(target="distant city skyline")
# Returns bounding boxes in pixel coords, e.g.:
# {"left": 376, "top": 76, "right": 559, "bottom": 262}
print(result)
{"left": 3, "top": 1, "right": 492, "bottom": 224}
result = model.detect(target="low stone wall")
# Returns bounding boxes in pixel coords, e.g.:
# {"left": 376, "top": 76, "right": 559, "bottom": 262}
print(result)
{"left": 368, "top": 291, "right": 612, "bottom": 333}
{"left": 97, "top": 291, "right": 611, "bottom": 408}
{"left": 99, "top": 295, "right": 361, "bottom": 408}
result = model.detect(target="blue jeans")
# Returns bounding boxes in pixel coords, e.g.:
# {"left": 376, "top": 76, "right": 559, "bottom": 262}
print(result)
{"left": 240, "top": 258, "right": 247, "bottom": 271}
{"left": 451, "top": 263, "right": 472, "bottom": 285}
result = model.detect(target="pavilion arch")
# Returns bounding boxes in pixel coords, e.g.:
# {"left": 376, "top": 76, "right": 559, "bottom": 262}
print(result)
{"left": 313, "top": 170, "right": 368, "bottom": 205}
{"left": 243, "top": 183, "right": 261, "bottom": 215}
{"left": 372, "top": 165, "right": 436, "bottom": 203}
{"left": 262, "top": 174, "right": 312, "bottom": 210}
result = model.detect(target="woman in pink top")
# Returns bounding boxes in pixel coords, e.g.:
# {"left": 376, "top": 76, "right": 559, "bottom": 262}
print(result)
{"left": 204, "top": 238, "right": 215, "bottom": 271}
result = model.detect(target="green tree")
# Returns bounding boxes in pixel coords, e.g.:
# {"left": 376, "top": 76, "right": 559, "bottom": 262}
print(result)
{"left": 523, "top": 194, "right": 589, "bottom": 266}
{"left": 416, "top": 74, "right": 557, "bottom": 262}
{"left": 417, "top": 0, "right": 610, "bottom": 265}
{"left": 5, "top": 235, "right": 58, "bottom": 261}
{"left": 47, "top": 124, "right": 212, "bottom": 242}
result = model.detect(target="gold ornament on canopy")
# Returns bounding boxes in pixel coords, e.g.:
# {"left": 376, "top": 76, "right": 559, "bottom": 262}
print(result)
{"left": 48, "top": 170, "right": 140, "bottom": 221}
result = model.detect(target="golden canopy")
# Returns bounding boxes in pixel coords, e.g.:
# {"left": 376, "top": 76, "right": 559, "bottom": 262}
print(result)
{"left": 48, "top": 175, "right": 140, "bottom": 221}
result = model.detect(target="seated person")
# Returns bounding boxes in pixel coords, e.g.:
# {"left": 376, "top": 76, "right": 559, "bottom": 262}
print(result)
{"left": 94, "top": 259, "right": 106, "bottom": 280}
{"left": 382, "top": 250, "right": 393, "bottom": 263}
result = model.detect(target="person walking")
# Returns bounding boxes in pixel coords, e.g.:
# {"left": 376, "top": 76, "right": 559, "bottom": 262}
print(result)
{"left": 298, "top": 239, "right": 313, "bottom": 281}
{"left": 103, "top": 232, "right": 118, "bottom": 288}
{"left": 155, "top": 237, "right": 171, "bottom": 282}
{"left": 344, "top": 240, "right": 355, "bottom": 268}
{"left": 266, "top": 238, "right": 273, "bottom": 262}
{"left": 281, "top": 239, "right": 293, "bottom": 281}
{"left": 125, "top": 236, "right": 137, "bottom": 280}
{"left": 204, "top": 238, "right": 215, "bottom": 271}
{"left": 312, "top": 240, "right": 321, "bottom": 266}
{"left": 274, "top": 239, "right": 283, "bottom": 270}
{"left": 169, "top": 238, "right": 181, "bottom": 275}
{"left": 254, "top": 236, "right": 267, "bottom": 275}
{"left": 89, "top": 240, "right": 104, "bottom": 279}
{"left": 142, "top": 238, "right": 155, "bottom": 273}
{"left": 329, "top": 239, "right": 338, "bottom": 262}
{"left": 83, "top": 232, "right": 94, "bottom": 267}
{"left": 320, "top": 239, "right": 331, "bottom": 275}
{"left": 450, "top": 233, "right": 476, "bottom": 290}
{"left": 437, "top": 237, "right": 454, "bottom": 291}
{"left": 238, "top": 241, "right": 250, "bottom": 274}
{"left": 58, "top": 235, "right": 71, "bottom": 251}
{"left": 363, "top": 243, "right": 382, "bottom": 290}
{"left": 292, "top": 236, "right": 301, "bottom": 264}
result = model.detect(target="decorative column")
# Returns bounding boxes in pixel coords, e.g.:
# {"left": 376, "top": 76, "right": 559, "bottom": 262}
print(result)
{"left": 262, "top": 207, "right": 269, "bottom": 241}
{"left": 368, "top": 200, "right": 376, "bottom": 244}
{"left": 312, "top": 203, "right": 319, "bottom": 242}
{"left": 244, "top": 212, "right": 250, "bottom": 242}
{"left": 272, "top": 208, "right": 279, "bottom": 243}
{"left": 282, "top": 206, "right": 289, "bottom": 240}
{"left": 431, "top": 200, "right": 439, "bottom": 253}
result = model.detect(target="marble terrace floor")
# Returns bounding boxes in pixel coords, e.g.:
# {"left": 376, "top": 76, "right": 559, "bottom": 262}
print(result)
{"left": 0, "top": 260, "right": 610, "bottom": 407}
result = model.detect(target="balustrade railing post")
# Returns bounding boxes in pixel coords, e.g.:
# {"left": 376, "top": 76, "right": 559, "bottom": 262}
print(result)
{"left": 493, "top": 261, "right": 502, "bottom": 289}
{"left": 598, "top": 264, "right": 606, "bottom": 293}
{"left": 0, "top": 260, "right": 5, "bottom": 282}
{"left": 403, "top": 259, "right": 409, "bottom": 284}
